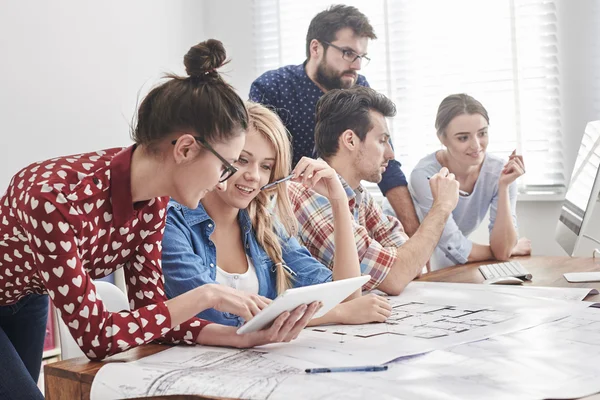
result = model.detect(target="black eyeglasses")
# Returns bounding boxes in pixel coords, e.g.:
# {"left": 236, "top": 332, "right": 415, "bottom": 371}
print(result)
{"left": 321, "top": 41, "right": 371, "bottom": 67}
{"left": 171, "top": 136, "right": 238, "bottom": 183}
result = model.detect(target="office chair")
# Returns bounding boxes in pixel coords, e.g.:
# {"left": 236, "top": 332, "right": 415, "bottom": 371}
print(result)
{"left": 57, "top": 281, "right": 130, "bottom": 360}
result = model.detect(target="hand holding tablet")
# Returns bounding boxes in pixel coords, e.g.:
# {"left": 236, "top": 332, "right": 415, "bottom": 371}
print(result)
{"left": 237, "top": 275, "right": 370, "bottom": 334}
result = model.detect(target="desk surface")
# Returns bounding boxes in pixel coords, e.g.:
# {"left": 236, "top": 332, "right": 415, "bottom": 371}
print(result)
{"left": 417, "top": 255, "right": 600, "bottom": 302}
{"left": 45, "top": 255, "right": 600, "bottom": 400}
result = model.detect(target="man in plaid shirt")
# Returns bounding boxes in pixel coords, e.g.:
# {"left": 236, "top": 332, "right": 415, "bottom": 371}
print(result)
{"left": 288, "top": 87, "right": 460, "bottom": 295}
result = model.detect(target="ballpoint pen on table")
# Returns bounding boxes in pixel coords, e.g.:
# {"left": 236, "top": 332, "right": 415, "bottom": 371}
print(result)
{"left": 426, "top": 176, "right": 470, "bottom": 197}
{"left": 260, "top": 173, "right": 295, "bottom": 190}
{"left": 305, "top": 365, "right": 388, "bottom": 374}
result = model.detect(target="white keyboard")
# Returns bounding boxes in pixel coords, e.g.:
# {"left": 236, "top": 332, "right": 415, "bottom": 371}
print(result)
{"left": 478, "top": 261, "right": 532, "bottom": 281}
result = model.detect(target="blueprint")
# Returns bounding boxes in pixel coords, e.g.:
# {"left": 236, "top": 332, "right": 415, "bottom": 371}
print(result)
{"left": 373, "top": 306, "right": 600, "bottom": 400}
{"left": 309, "top": 280, "right": 600, "bottom": 340}
{"left": 91, "top": 346, "right": 397, "bottom": 400}
{"left": 310, "top": 300, "right": 517, "bottom": 339}
{"left": 92, "top": 307, "right": 600, "bottom": 400}
{"left": 91, "top": 284, "right": 599, "bottom": 400}
{"left": 260, "top": 283, "right": 589, "bottom": 366}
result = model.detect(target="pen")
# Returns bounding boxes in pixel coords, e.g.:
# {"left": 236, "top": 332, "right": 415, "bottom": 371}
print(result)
{"left": 427, "top": 176, "right": 470, "bottom": 197}
{"left": 260, "top": 174, "right": 295, "bottom": 191}
{"left": 305, "top": 365, "right": 388, "bottom": 374}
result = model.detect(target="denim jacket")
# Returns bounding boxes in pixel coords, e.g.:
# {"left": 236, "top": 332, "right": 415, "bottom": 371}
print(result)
{"left": 161, "top": 200, "right": 333, "bottom": 327}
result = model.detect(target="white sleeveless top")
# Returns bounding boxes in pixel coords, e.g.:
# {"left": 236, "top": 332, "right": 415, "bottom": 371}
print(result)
{"left": 215, "top": 255, "right": 260, "bottom": 294}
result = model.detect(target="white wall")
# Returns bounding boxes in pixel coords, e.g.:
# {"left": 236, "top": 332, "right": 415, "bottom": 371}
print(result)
{"left": 203, "top": 0, "right": 255, "bottom": 97}
{"left": 0, "top": 0, "right": 206, "bottom": 188}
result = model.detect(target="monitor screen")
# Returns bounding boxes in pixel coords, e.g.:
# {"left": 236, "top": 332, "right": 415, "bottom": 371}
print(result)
{"left": 559, "top": 121, "right": 600, "bottom": 235}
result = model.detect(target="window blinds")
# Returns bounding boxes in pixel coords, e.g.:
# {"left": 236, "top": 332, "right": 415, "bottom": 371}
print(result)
{"left": 252, "top": 0, "right": 564, "bottom": 192}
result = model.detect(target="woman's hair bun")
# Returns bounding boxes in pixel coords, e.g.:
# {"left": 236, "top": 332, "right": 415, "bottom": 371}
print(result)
{"left": 184, "top": 39, "right": 228, "bottom": 77}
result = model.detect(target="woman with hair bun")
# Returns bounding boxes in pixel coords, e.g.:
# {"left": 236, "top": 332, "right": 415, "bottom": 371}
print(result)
{"left": 162, "top": 102, "right": 392, "bottom": 327}
{"left": 0, "top": 39, "right": 318, "bottom": 400}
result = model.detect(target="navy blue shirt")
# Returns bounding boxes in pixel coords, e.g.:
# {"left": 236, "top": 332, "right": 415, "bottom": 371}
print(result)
{"left": 249, "top": 62, "right": 408, "bottom": 194}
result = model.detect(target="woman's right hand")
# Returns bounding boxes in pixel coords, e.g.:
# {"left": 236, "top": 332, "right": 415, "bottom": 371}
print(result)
{"left": 204, "top": 284, "right": 271, "bottom": 322}
{"left": 338, "top": 294, "right": 392, "bottom": 324}
{"left": 196, "top": 302, "right": 321, "bottom": 348}
{"left": 499, "top": 151, "right": 526, "bottom": 188}
{"left": 237, "top": 301, "right": 322, "bottom": 347}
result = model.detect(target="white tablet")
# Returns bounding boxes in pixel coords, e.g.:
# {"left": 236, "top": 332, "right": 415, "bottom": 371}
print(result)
{"left": 236, "top": 275, "right": 370, "bottom": 335}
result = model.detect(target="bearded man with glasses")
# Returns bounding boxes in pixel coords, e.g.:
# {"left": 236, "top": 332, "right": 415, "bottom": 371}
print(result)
{"left": 250, "top": 4, "right": 421, "bottom": 237}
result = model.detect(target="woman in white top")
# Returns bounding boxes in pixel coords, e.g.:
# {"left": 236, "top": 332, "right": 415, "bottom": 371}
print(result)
{"left": 162, "top": 102, "right": 391, "bottom": 327}
{"left": 401, "top": 94, "right": 531, "bottom": 270}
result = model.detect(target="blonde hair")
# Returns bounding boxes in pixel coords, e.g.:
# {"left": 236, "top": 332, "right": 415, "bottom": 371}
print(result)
{"left": 245, "top": 102, "right": 298, "bottom": 294}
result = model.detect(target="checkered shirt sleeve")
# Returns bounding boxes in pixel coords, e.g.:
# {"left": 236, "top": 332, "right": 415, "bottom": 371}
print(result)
{"left": 288, "top": 182, "right": 406, "bottom": 291}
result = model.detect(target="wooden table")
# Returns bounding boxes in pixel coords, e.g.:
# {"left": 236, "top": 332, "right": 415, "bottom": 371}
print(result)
{"left": 417, "top": 255, "right": 600, "bottom": 302}
{"left": 45, "top": 256, "right": 600, "bottom": 400}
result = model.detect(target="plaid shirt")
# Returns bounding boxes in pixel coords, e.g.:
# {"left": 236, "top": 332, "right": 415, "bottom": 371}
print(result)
{"left": 288, "top": 176, "right": 409, "bottom": 291}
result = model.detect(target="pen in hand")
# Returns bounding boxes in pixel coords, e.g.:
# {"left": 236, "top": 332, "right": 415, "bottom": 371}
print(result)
{"left": 260, "top": 173, "right": 295, "bottom": 190}
{"left": 305, "top": 365, "right": 388, "bottom": 374}
{"left": 427, "top": 176, "right": 470, "bottom": 197}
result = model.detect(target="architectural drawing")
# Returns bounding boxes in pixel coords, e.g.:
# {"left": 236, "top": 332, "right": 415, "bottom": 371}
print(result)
{"left": 311, "top": 301, "right": 514, "bottom": 340}
{"left": 254, "top": 283, "right": 590, "bottom": 366}
{"left": 91, "top": 346, "right": 390, "bottom": 400}
{"left": 91, "top": 285, "right": 597, "bottom": 400}
{"left": 92, "top": 307, "right": 600, "bottom": 400}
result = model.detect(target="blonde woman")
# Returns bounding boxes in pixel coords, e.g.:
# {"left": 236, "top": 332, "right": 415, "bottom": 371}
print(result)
{"left": 0, "top": 40, "right": 319, "bottom": 400}
{"left": 161, "top": 102, "right": 391, "bottom": 326}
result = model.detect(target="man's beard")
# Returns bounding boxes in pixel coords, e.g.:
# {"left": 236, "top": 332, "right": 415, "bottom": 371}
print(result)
{"left": 315, "top": 58, "right": 356, "bottom": 91}
{"left": 356, "top": 150, "right": 384, "bottom": 184}
{"left": 363, "top": 168, "right": 384, "bottom": 184}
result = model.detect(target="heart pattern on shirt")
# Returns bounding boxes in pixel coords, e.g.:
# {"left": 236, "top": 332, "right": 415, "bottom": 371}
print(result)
{"left": 0, "top": 149, "right": 200, "bottom": 361}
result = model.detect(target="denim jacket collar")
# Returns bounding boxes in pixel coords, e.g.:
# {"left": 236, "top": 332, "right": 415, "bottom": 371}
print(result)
{"left": 168, "top": 199, "right": 253, "bottom": 237}
{"left": 162, "top": 199, "right": 333, "bottom": 327}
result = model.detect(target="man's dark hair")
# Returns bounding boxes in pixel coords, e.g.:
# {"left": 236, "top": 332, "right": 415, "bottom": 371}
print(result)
{"left": 315, "top": 86, "right": 396, "bottom": 159}
{"left": 305, "top": 5, "right": 377, "bottom": 58}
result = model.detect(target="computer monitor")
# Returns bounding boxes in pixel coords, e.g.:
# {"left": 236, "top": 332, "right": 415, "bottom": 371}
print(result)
{"left": 556, "top": 120, "right": 600, "bottom": 256}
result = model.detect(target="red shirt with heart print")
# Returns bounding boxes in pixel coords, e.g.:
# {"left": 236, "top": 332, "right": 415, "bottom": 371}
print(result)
{"left": 0, "top": 146, "right": 211, "bottom": 360}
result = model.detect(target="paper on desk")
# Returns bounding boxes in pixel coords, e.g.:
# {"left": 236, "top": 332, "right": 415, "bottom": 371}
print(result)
{"left": 91, "top": 308, "right": 600, "bottom": 400}
{"left": 380, "top": 306, "right": 600, "bottom": 400}
{"left": 91, "top": 345, "right": 408, "bottom": 400}
{"left": 405, "top": 281, "right": 599, "bottom": 302}
{"left": 91, "top": 285, "right": 593, "bottom": 400}
{"left": 262, "top": 282, "right": 587, "bottom": 367}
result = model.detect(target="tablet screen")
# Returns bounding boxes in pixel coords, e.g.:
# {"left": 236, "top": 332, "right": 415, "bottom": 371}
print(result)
{"left": 237, "top": 275, "right": 370, "bottom": 335}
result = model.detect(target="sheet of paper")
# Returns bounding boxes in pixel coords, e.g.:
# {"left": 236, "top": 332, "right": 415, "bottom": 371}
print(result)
{"left": 90, "top": 284, "right": 599, "bottom": 400}
{"left": 92, "top": 307, "right": 600, "bottom": 400}
{"left": 91, "top": 345, "right": 405, "bottom": 400}
{"left": 266, "top": 281, "right": 587, "bottom": 367}
{"left": 383, "top": 307, "right": 600, "bottom": 400}
{"left": 402, "top": 281, "right": 599, "bottom": 302}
